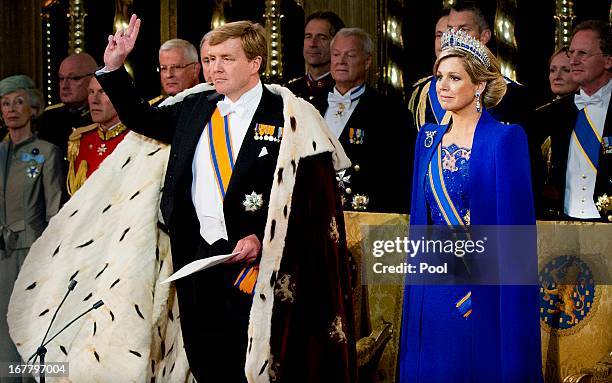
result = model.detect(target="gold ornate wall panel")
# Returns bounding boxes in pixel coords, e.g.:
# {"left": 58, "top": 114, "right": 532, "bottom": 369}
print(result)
{"left": 538, "top": 222, "right": 612, "bottom": 383}
{"left": 344, "top": 212, "right": 408, "bottom": 383}
{"left": 160, "top": 0, "right": 178, "bottom": 43}
{"left": 345, "top": 214, "right": 612, "bottom": 383}
{"left": 0, "top": 0, "right": 43, "bottom": 88}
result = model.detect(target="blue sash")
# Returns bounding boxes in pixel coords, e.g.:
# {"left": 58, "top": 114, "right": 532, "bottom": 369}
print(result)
{"left": 207, "top": 108, "right": 235, "bottom": 199}
{"left": 427, "top": 144, "right": 467, "bottom": 226}
{"left": 428, "top": 77, "right": 450, "bottom": 125}
{"left": 573, "top": 107, "right": 602, "bottom": 172}
{"left": 428, "top": 144, "right": 472, "bottom": 318}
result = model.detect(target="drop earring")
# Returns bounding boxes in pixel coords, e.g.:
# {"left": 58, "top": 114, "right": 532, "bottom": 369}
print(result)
{"left": 475, "top": 92, "right": 481, "bottom": 113}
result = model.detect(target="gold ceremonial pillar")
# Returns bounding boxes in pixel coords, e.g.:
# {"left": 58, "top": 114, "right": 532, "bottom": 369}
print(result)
{"left": 264, "top": 0, "right": 283, "bottom": 81}
{"left": 160, "top": 0, "right": 178, "bottom": 43}
{"left": 68, "top": 0, "right": 86, "bottom": 54}
{"left": 554, "top": 0, "right": 575, "bottom": 49}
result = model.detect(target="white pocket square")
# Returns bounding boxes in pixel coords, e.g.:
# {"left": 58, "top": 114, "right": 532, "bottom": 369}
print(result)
{"left": 258, "top": 147, "right": 269, "bottom": 157}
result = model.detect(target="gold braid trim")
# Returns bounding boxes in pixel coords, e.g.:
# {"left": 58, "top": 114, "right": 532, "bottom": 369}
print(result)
{"left": 98, "top": 123, "right": 127, "bottom": 141}
{"left": 409, "top": 76, "right": 432, "bottom": 132}
{"left": 67, "top": 158, "right": 88, "bottom": 196}
{"left": 66, "top": 123, "right": 97, "bottom": 196}
{"left": 416, "top": 81, "right": 431, "bottom": 130}
{"left": 148, "top": 95, "right": 166, "bottom": 106}
{"left": 408, "top": 87, "right": 420, "bottom": 130}
{"left": 43, "top": 102, "right": 65, "bottom": 112}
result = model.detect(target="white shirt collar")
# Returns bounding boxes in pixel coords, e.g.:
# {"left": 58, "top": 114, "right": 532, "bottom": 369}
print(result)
{"left": 223, "top": 81, "right": 262, "bottom": 107}
{"left": 101, "top": 121, "right": 122, "bottom": 131}
{"left": 580, "top": 78, "right": 612, "bottom": 103}
{"left": 218, "top": 81, "right": 263, "bottom": 118}
{"left": 332, "top": 83, "right": 366, "bottom": 97}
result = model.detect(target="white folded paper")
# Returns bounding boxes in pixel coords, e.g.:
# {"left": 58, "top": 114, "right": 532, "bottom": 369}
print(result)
{"left": 161, "top": 252, "right": 239, "bottom": 284}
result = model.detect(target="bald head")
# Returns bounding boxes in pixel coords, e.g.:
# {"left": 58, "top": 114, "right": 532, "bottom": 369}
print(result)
{"left": 59, "top": 53, "right": 98, "bottom": 107}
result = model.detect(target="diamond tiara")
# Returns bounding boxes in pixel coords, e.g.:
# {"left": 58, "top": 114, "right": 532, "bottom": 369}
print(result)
{"left": 440, "top": 29, "right": 491, "bottom": 68}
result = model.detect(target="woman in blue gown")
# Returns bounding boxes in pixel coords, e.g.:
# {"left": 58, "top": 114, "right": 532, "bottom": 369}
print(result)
{"left": 398, "top": 29, "right": 543, "bottom": 383}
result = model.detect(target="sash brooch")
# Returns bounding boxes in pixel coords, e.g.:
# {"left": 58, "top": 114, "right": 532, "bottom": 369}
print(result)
{"left": 424, "top": 131, "right": 437, "bottom": 148}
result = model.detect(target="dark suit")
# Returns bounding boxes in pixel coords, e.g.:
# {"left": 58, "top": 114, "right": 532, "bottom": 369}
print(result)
{"left": 313, "top": 84, "right": 414, "bottom": 213}
{"left": 97, "top": 67, "right": 283, "bottom": 382}
{"left": 38, "top": 103, "right": 92, "bottom": 202}
{"left": 531, "top": 94, "right": 611, "bottom": 220}
{"left": 38, "top": 103, "right": 92, "bottom": 158}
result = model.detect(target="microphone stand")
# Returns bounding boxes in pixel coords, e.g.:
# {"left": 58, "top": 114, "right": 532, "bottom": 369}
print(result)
{"left": 28, "top": 279, "right": 78, "bottom": 365}
{"left": 30, "top": 300, "right": 104, "bottom": 383}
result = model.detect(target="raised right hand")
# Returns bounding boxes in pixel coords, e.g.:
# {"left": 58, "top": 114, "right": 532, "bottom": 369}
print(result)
{"left": 103, "top": 14, "right": 141, "bottom": 71}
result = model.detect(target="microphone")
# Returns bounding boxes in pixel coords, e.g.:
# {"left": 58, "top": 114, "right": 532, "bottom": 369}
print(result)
{"left": 28, "top": 300, "right": 105, "bottom": 383}
{"left": 28, "top": 279, "right": 78, "bottom": 364}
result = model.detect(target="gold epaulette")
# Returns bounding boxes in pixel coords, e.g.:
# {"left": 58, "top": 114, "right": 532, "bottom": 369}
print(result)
{"left": 409, "top": 77, "right": 435, "bottom": 131}
{"left": 68, "top": 123, "right": 97, "bottom": 163}
{"left": 408, "top": 76, "right": 431, "bottom": 112}
{"left": 44, "top": 102, "right": 65, "bottom": 112}
{"left": 148, "top": 95, "right": 166, "bottom": 106}
{"left": 68, "top": 122, "right": 98, "bottom": 142}
{"left": 286, "top": 76, "right": 303, "bottom": 85}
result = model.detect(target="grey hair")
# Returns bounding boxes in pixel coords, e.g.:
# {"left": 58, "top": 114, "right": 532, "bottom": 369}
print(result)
{"left": 331, "top": 27, "right": 373, "bottom": 56}
{"left": 199, "top": 31, "right": 213, "bottom": 50}
{"left": 159, "top": 39, "right": 198, "bottom": 62}
{"left": 0, "top": 74, "right": 44, "bottom": 117}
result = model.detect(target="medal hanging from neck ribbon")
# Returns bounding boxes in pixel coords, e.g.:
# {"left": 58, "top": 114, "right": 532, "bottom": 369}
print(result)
{"left": 207, "top": 107, "right": 259, "bottom": 295}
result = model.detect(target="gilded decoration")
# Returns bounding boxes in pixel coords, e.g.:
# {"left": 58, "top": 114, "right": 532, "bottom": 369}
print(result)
{"left": 274, "top": 273, "right": 295, "bottom": 304}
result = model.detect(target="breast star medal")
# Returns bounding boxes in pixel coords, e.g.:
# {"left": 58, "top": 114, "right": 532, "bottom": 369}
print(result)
{"left": 97, "top": 143, "right": 108, "bottom": 156}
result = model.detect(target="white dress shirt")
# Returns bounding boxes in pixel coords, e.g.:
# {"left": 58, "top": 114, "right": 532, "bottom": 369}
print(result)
{"left": 191, "top": 82, "right": 263, "bottom": 244}
{"left": 564, "top": 79, "right": 611, "bottom": 218}
{"left": 324, "top": 84, "right": 366, "bottom": 138}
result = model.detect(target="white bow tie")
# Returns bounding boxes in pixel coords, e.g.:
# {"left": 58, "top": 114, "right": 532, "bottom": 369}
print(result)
{"left": 575, "top": 93, "right": 604, "bottom": 110}
{"left": 328, "top": 92, "right": 352, "bottom": 108}
{"left": 217, "top": 99, "right": 246, "bottom": 118}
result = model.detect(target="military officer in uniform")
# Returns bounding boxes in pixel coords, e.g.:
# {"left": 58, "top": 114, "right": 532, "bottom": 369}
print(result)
{"left": 314, "top": 27, "right": 414, "bottom": 213}
{"left": 66, "top": 77, "right": 129, "bottom": 195}
{"left": 38, "top": 53, "right": 97, "bottom": 157}
{"left": 285, "top": 11, "right": 344, "bottom": 102}
{"left": 408, "top": 9, "right": 450, "bottom": 130}
{"left": 410, "top": 1, "right": 531, "bottom": 130}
